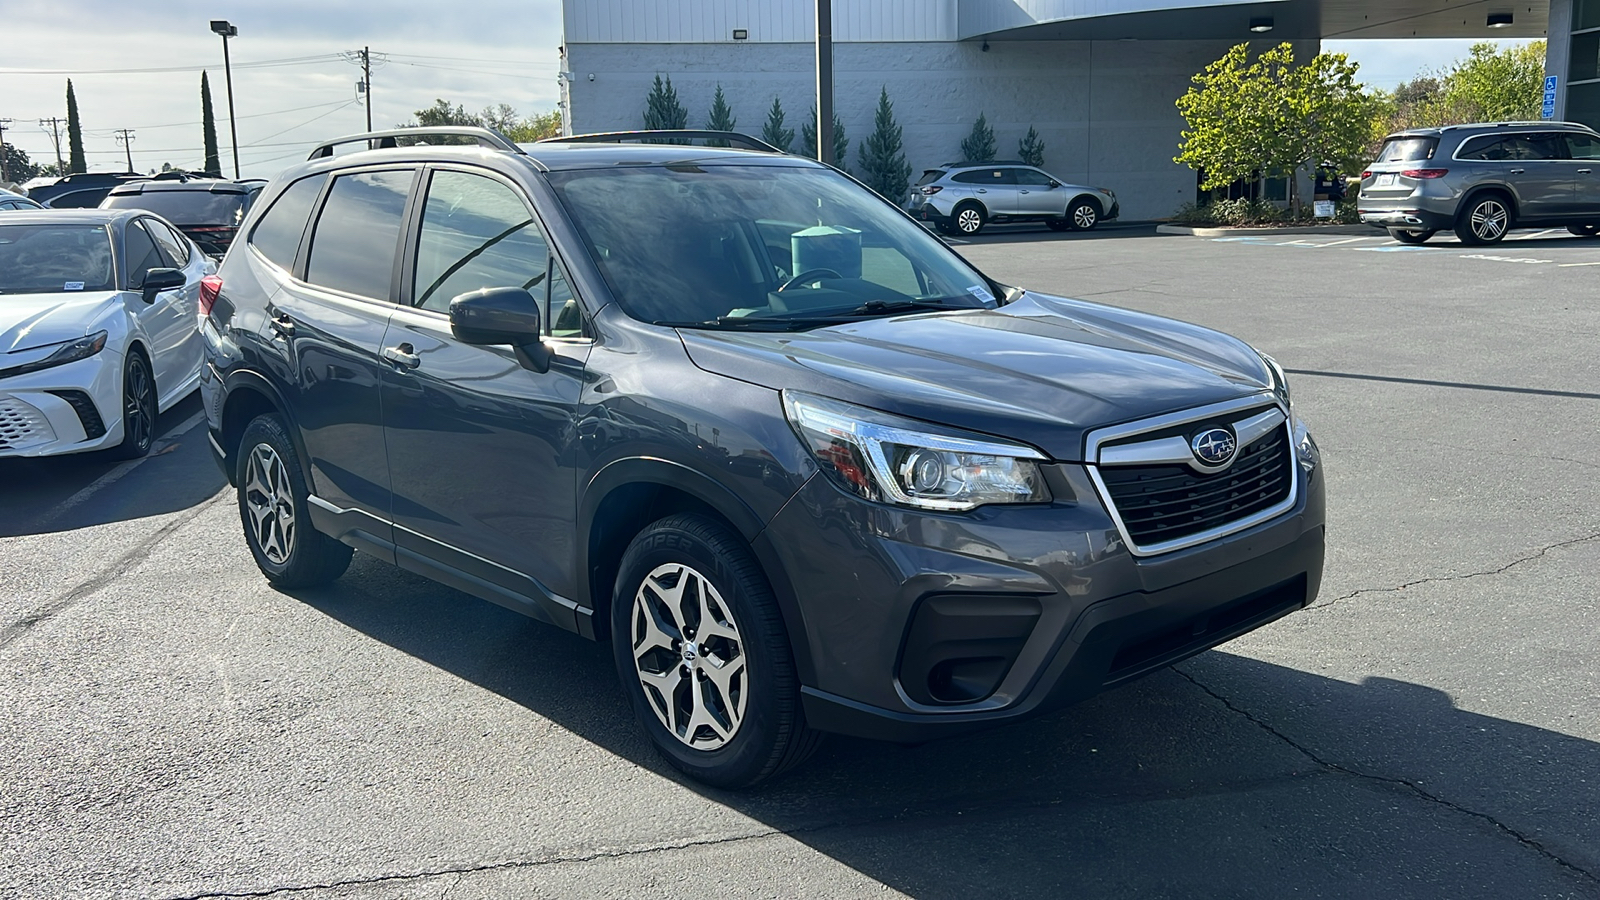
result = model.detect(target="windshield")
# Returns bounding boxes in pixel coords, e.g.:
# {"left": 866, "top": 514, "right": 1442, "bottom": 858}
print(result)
{"left": 0, "top": 224, "right": 114, "bottom": 295}
{"left": 102, "top": 190, "right": 249, "bottom": 225}
{"left": 546, "top": 163, "right": 996, "bottom": 329}
{"left": 1375, "top": 137, "right": 1438, "bottom": 163}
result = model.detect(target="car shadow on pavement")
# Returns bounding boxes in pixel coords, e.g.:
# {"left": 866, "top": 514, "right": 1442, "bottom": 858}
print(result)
{"left": 288, "top": 553, "right": 1600, "bottom": 896}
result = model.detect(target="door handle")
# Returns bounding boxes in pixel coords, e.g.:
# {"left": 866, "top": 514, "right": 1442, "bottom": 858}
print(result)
{"left": 1020, "top": 190, "right": 1031, "bottom": 194}
{"left": 1509, "top": 168, "right": 1525, "bottom": 175}
{"left": 1579, "top": 168, "right": 1593, "bottom": 175}
{"left": 382, "top": 344, "right": 420, "bottom": 369}
{"left": 976, "top": 188, "right": 987, "bottom": 193}
{"left": 269, "top": 314, "right": 295, "bottom": 338}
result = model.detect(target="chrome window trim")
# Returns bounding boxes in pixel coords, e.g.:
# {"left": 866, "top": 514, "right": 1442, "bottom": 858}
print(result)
{"left": 1083, "top": 393, "right": 1297, "bottom": 558}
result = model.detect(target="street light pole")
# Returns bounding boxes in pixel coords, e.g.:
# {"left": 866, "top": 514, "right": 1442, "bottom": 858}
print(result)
{"left": 815, "top": 0, "right": 834, "bottom": 166}
{"left": 210, "top": 20, "right": 240, "bottom": 179}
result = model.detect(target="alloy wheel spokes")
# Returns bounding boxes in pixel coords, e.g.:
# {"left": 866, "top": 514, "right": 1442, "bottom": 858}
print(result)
{"left": 1075, "top": 207, "right": 1096, "bottom": 228}
{"left": 244, "top": 443, "right": 294, "bottom": 565}
{"left": 1473, "top": 203, "right": 1506, "bottom": 239}
{"left": 631, "top": 562, "right": 747, "bottom": 750}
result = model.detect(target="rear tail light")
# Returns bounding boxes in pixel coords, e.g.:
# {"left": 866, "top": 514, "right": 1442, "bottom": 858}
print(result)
{"left": 1361, "top": 171, "right": 1372, "bottom": 179}
{"left": 1401, "top": 168, "right": 1449, "bottom": 179}
{"left": 199, "top": 275, "right": 223, "bottom": 317}
{"left": 919, "top": 185, "right": 943, "bottom": 195}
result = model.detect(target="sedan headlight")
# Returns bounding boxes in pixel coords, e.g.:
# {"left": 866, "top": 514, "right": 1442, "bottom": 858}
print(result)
{"left": 783, "top": 392, "right": 1051, "bottom": 511}
{"left": 0, "top": 331, "right": 108, "bottom": 380}
{"left": 1259, "top": 352, "right": 1291, "bottom": 409}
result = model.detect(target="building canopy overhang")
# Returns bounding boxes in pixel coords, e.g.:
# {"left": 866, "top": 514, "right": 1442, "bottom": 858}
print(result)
{"left": 963, "top": 0, "right": 1550, "bottom": 41}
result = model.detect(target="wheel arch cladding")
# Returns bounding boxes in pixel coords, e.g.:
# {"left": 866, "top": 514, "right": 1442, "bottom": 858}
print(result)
{"left": 220, "top": 372, "right": 305, "bottom": 487}
{"left": 1463, "top": 185, "right": 1518, "bottom": 219}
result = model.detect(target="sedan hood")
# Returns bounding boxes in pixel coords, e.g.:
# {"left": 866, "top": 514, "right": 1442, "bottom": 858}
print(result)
{"left": 678, "top": 292, "right": 1274, "bottom": 462}
{"left": 0, "top": 292, "right": 121, "bottom": 354}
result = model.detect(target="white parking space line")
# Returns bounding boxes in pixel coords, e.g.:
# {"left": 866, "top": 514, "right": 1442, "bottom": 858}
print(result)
{"left": 1558, "top": 261, "right": 1600, "bottom": 267}
{"left": 35, "top": 409, "right": 207, "bottom": 530}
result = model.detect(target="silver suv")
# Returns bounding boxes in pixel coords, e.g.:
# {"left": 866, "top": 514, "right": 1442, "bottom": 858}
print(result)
{"left": 908, "top": 162, "right": 1118, "bottom": 236}
{"left": 1358, "top": 121, "right": 1600, "bottom": 245}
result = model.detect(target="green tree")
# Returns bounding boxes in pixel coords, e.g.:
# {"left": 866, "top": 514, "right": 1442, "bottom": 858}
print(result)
{"left": 761, "top": 97, "right": 794, "bottom": 152}
{"left": 409, "top": 99, "right": 482, "bottom": 128}
{"left": 643, "top": 74, "right": 688, "bottom": 130}
{"left": 201, "top": 71, "right": 221, "bottom": 177}
{"left": 1, "top": 144, "right": 40, "bottom": 184}
{"left": 1442, "top": 41, "right": 1546, "bottom": 122}
{"left": 479, "top": 103, "right": 520, "bottom": 133}
{"left": 1017, "top": 125, "right": 1046, "bottom": 167}
{"left": 960, "top": 112, "right": 996, "bottom": 162}
{"left": 1176, "top": 42, "right": 1377, "bottom": 211}
{"left": 800, "top": 105, "right": 847, "bottom": 165}
{"left": 504, "top": 109, "right": 562, "bottom": 142}
{"left": 66, "top": 79, "right": 86, "bottom": 174}
{"left": 857, "top": 87, "right": 911, "bottom": 201}
{"left": 704, "top": 84, "right": 737, "bottom": 146}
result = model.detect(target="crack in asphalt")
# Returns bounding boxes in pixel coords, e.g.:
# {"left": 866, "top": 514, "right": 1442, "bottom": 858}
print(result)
{"left": 1171, "top": 667, "right": 1600, "bottom": 887}
{"left": 0, "top": 491, "right": 229, "bottom": 653}
{"left": 1306, "top": 531, "right": 1600, "bottom": 612}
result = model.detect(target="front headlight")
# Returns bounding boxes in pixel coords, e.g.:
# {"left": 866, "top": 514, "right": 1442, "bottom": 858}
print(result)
{"left": 0, "top": 331, "right": 108, "bottom": 380}
{"left": 783, "top": 392, "right": 1051, "bottom": 512}
{"left": 1259, "top": 352, "right": 1291, "bottom": 409}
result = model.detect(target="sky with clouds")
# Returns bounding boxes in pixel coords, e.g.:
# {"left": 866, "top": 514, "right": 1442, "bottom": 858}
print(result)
{"left": 1, "top": 2, "right": 1537, "bottom": 181}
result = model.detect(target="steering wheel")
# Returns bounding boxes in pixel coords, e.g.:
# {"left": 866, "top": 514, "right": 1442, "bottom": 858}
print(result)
{"left": 777, "top": 268, "right": 842, "bottom": 292}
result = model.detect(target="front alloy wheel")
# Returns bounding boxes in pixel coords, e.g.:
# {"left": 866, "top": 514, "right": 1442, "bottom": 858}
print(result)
{"left": 109, "top": 353, "right": 156, "bottom": 459}
{"left": 1069, "top": 199, "right": 1099, "bottom": 231}
{"left": 630, "top": 563, "right": 748, "bottom": 750}
{"left": 1457, "top": 197, "right": 1509, "bottom": 244}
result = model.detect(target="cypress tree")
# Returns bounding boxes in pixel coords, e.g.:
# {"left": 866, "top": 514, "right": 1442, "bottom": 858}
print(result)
{"left": 642, "top": 74, "right": 688, "bottom": 131}
{"left": 201, "top": 71, "right": 222, "bottom": 177}
{"left": 704, "top": 84, "right": 736, "bottom": 147}
{"left": 66, "top": 79, "right": 87, "bottom": 174}
{"left": 800, "top": 105, "right": 847, "bottom": 167}
{"left": 761, "top": 97, "right": 794, "bottom": 153}
{"left": 960, "top": 112, "right": 996, "bottom": 163}
{"left": 1017, "top": 126, "right": 1046, "bottom": 168}
{"left": 857, "top": 87, "right": 911, "bottom": 201}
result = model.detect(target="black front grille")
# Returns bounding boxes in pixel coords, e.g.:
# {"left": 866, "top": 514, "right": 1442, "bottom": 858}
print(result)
{"left": 1099, "top": 425, "right": 1292, "bottom": 548}
{"left": 46, "top": 389, "right": 107, "bottom": 440}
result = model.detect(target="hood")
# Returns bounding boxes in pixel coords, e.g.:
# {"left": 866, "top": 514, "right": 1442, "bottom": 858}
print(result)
{"left": 0, "top": 292, "right": 122, "bottom": 354}
{"left": 678, "top": 292, "right": 1273, "bottom": 462}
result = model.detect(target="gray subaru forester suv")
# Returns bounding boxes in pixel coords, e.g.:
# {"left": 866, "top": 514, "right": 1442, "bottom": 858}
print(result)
{"left": 1358, "top": 121, "right": 1600, "bottom": 245}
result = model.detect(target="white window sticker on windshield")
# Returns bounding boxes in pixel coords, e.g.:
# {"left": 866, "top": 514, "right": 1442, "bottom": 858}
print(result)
{"left": 64, "top": 282, "right": 85, "bottom": 291}
{"left": 967, "top": 285, "right": 992, "bottom": 300}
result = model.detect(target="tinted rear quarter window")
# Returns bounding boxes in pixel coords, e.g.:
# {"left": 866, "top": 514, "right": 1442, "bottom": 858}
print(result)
{"left": 951, "top": 169, "right": 1012, "bottom": 185}
{"left": 1376, "top": 137, "right": 1438, "bottom": 163}
{"left": 249, "top": 174, "right": 327, "bottom": 271}
{"left": 305, "top": 169, "right": 414, "bottom": 300}
{"left": 915, "top": 169, "right": 945, "bottom": 187}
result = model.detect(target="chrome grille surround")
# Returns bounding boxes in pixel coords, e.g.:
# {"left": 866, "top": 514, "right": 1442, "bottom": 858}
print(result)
{"left": 1085, "top": 394, "right": 1298, "bottom": 558}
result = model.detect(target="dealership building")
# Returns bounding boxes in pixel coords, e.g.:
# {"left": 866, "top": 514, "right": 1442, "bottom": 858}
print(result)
{"left": 560, "top": 1, "right": 1578, "bottom": 220}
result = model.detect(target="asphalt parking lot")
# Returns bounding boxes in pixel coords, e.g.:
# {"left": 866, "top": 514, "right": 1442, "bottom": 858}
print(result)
{"left": 3, "top": 225, "right": 1597, "bottom": 899}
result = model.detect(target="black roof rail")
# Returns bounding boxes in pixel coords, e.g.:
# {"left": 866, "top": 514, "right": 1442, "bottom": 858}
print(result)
{"left": 307, "top": 126, "right": 523, "bottom": 160}
{"left": 542, "top": 130, "right": 782, "bottom": 153}
{"left": 941, "top": 159, "right": 1031, "bottom": 168}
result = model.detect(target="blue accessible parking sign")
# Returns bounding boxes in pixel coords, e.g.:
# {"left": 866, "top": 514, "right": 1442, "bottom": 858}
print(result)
{"left": 1542, "top": 75, "right": 1559, "bottom": 119}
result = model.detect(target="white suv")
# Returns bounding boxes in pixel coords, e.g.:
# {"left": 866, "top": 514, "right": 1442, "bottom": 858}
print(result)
{"left": 908, "top": 162, "right": 1118, "bottom": 236}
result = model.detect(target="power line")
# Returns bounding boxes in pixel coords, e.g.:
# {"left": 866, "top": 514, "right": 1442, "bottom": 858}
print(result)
{"left": 38, "top": 117, "right": 66, "bottom": 172}
{"left": 388, "top": 52, "right": 557, "bottom": 67}
{"left": 114, "top": 128, "right": 136, "bottom": 172}
{"left": 0, "top": 54, "right": 344, "bottom": 76}
{"left": 100, "top": 99, "right": 355, "bottom": 132}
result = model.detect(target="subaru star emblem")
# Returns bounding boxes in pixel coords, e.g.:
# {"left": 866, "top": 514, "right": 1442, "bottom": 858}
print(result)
{"left": 1191, "top": 428, "right": 1238, "bottom": 467}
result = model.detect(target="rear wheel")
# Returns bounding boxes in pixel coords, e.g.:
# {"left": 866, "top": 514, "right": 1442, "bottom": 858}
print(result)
{"left": 1455, "top": 195, "right": 1510, "bottom": 245}
{"left": 952, "top": 203, "right": 985, "bottom": 236}
{"left": 107, "top": 351, "right": 156, "bottom": 460}
{"left": 237, "top": 414, "right": 352, "bottom": 588}
{"left": 1045, "top": 217, "right": 1071, "bottom": 232}
{"left": 611, "top": 513, "right": 820, "bottom": 788}
{"left": 1388, "top": 227, "right": 1436, "bottom": 245}
{"left": 1068, "top": 198, "right": 1100, "bottom": 231}
{"left": 1568, "top": 224, "right": 1600, "bottom": 237}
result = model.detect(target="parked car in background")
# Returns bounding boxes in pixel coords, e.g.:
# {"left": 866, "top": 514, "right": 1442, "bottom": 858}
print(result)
{"left": 100, "top": 176, "right": 261, "bottom": 257}
{"left": 0, "top": 189, "right": 44, "bottom": 211}
{"left": 29, "top": 172, "right": 148, "bottom": 210}
{"left": 909, "top": 162, "right": 1119, "bottom": 236}
{"left": 1358, "top": 121, "right": 1600, "bottom": 245}
{"left": 0, "top": 210, "right": 211, "bottom": 459}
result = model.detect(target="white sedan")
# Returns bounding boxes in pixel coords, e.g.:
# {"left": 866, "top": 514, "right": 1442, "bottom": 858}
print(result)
{"left": 0, "top": 209, "right": 211, "bottom": 459}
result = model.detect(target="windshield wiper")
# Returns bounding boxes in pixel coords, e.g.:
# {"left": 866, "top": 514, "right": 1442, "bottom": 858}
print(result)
{"left": 842, "top": 299, "right": 960, "bottom": 316}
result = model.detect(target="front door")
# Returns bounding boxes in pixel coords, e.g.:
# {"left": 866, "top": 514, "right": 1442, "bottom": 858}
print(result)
{"left": 380, "top": 167, "right": 590, "bottom": 621}
{"left": 1011, "top": 167, "right": 1062, "bottom": 216}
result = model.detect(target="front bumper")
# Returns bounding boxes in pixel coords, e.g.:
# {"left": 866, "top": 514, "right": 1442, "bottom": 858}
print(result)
{"left": 0, "top": 351, "right": 124, "bottom": 457}
{"left": 759, "top": 444, "right": 1326, "bottom": 742}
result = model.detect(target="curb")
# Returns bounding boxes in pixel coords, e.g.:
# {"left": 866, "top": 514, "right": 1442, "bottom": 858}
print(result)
{"left": 1156, "top": 224, "right": 1381, "bottom": 237}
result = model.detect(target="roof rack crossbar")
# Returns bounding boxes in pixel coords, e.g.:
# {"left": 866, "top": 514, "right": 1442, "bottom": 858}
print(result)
{"left": 541, "top": 130, "right": 782, "bottom": 153}
{"left": 308, "top": 126, "right": 524, "bottom": 160}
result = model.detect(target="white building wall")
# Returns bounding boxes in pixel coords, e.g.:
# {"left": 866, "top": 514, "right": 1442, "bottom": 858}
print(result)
{"left": 956, "top": 0, "right": 1283, "bottom": 37}
{"left": 564, "top": 38, "right": 1311, "bottom": 220}
{"left": 561, "top": 0, "right": 958, "bottom": 43}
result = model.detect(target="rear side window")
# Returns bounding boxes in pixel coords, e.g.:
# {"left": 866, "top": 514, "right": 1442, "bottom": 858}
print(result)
{"left": 305, "top": 169, "right": 414, "bottom": 300}
{"left": 250, "top": 174, "right": 327, "bottom": 270}
{"left": 124, "top": 221, "right": 165, "bottom": 289}
{"left": 951, "top": 169, "right": 1013, "bottom": 185}
{"left": 915, "top": 169, "right": 945, "bottom": 187}
{"left": 1568, "top": 132, "right": 1600, "bottom": 160}
{"left": 102, "top": 189, "right": 247, "bottom": 226}
{"left": 48, "top": 189, "right": 106, "bottom": 209}
{"left": 1376, "top": 137, "right": 1437, "bottom": 163}
{"left": 412, "top": 170, "right": 548, "bottom": 314}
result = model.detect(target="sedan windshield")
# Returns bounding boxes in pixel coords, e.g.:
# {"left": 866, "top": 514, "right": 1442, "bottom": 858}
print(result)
{"left": 546, "top": 163, "right": 997, "bottom": 328}
{"left": 0, "top": 224, "right": 115, "bottom": 295}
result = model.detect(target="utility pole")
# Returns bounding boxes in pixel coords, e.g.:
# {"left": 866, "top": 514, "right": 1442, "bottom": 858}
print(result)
{"left": 0, "top": 119, "right": 12, "bottom": 183}
{"left": 115, "top": 128, "right": 136, "bottom": 172}
{"left": 815, "top": 0, "right": 834, "bottom": 166}
{"left": 38, "top": 117, "right": 66, "bottom": 174}
{"left": 362, "top": 46, "right": 372, "bottom": 132}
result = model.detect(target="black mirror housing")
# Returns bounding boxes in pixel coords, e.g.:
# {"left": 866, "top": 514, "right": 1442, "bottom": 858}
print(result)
{"left": 448, "top": 286, "right": 549, "bottom": 372}
{"left": 140, "top": 267, "right": 186, "bottom": 303}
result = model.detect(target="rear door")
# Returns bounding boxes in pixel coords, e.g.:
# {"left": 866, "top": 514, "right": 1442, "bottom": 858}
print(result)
{"left": 380, "top": 165, "right": 590, "bottom": 624}
{"left": 950, "top": 167, "right": 1017, "bottom": 215}
{"left": 1457, "top": 133, "right": 1570, "bottom": 220}
{"left": 1564, "top": 132, "right": 1600, "bottom": 216}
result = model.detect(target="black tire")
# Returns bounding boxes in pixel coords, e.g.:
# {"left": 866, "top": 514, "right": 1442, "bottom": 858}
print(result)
{"left": 1388, "top": 227, "right": 1436, "bottom": 245}
{"left": 951, "top": 203, "right": 985, "bottom": 236}
{"left": 236, "top": 413, "right": 352, "bottom": 588}
{"left": 1568, "top": 224, "right": 1600, "bottom": 237}
{"left": 611, "top": 513, "right": 821, "bottom": 789}
{"left": 1455, "top": 193, "right": 1511, "bottom": 245}
{"left": 1067, "top": 198, "right": 1100, "bottom": 231}
{"left": 1045, "top": 218, "right": 1071, "bottom": 232}
{"left": 107, "top": 350, "right": 156, "bottom": 460}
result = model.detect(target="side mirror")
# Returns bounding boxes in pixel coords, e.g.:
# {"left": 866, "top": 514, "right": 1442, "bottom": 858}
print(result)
{"left": 448, "top": 286, "right": 549, "bottom": 373}
{"left": 140, "top": 267, "right": 186, "bottom": 303}
{"left": 1048, "top": 179, "right": 1061, "bottom": 188}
